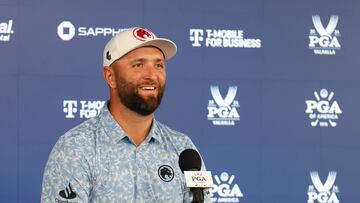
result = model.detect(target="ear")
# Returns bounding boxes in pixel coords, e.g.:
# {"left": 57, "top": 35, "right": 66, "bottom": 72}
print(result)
{"left": 103, "top": 66, "right": 117, "bottom": 89}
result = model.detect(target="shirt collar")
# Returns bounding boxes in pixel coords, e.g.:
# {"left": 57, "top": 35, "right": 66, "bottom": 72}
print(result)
{"left": 98, "top": 101, "right": 162, "bottom": 144}
{"left": 148, "top": 118, "right": 161, "bottom": 143}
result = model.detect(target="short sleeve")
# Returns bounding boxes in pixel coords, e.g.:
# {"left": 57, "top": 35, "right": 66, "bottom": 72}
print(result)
{"left": 41, "top": 135, "right": 93, "bottom": 203}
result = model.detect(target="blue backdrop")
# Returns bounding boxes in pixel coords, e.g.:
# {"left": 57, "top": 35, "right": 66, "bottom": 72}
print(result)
{"left": 1, "top": 0, "right": 360, "bottom": 202}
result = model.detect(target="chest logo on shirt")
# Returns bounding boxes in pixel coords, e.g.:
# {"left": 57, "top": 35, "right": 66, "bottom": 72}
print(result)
{"left": 158, "top": 165, "right": 174, "bottom": 182}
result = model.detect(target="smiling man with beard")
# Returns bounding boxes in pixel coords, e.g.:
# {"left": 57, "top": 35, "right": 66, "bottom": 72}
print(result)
{"left": 41, "top": 27, "right": 211, "bottom": 203}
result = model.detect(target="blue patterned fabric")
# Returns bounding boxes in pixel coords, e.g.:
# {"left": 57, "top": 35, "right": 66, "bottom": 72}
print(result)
{"left": 41, "top": 103, "right": 210, "bottom": 203}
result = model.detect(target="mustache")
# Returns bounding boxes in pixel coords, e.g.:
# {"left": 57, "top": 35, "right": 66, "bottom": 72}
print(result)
{"left": 137, "top": 79, "right": 161, "bottom": 87}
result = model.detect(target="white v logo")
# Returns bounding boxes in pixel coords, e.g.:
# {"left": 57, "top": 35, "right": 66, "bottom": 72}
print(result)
{"left": 312, "top": 15, "right": 339, "bottom": 38}
{"left": 310, "top": 171, "right": 337, "bottom": 194}
{"left": 210, "top": 86, "right": 237, "bottom": 109}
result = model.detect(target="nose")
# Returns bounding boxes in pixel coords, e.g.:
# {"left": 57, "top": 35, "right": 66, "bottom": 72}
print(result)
{"left": 142, "top": 63, "right": 158, "bottom": 80}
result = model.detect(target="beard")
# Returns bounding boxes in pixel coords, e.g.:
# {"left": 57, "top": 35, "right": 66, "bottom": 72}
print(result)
{"left": 116, "top": 76, "right": 165, "bottom": 116}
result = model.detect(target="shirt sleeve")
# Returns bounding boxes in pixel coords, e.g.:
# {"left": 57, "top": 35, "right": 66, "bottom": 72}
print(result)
{"left": 41, "top": 135, "right": 93, "bottom": 203}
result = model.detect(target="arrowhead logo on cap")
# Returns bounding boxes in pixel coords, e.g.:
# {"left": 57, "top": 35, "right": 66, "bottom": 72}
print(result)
{"left": 133, "top": 28, "right": 155, "bottom": 41}
{"left": 106, "top": 51, "right": 111, "bottom": 60}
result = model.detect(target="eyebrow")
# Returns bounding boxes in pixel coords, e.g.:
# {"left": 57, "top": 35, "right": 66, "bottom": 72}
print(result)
{"left": 130, "top": 58, "right": 165, "bottom": 63}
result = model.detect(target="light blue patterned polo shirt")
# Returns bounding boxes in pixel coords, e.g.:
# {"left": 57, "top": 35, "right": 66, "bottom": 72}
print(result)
{"left": 41, "top": 104, "right": 211, "bottom": 203}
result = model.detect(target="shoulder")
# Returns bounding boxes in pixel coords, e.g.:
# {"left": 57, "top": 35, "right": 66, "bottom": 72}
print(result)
{"left": 50, "top": 117, "right": 99, "bottom": 159}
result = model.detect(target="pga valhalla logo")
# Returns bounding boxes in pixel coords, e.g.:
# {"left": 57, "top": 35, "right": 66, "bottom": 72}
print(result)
{"left": 305, "top": 89, "right": 342, "bottom": 127}
{"left": 309, "top": 15, "right": 341, "bottom": 55}
{"left": 0, "top": 19, "right": 14, "bottom": 42}
{"left": 63, "top": 100, "right": 106, "bottom": 119}
{"left": 190, "top": 28, "right": 261, "bottom": 48}
{"left": 210, "top": 172, "right": 243, "bottom": 203}
{"left": 307, "top": 171, "right": 339, "bottom": 203}
{"left": 57, "top": 21, "right": 127, "bottom": 41}
{"left": 207, "top": 86, "right": 240, "bottom": 126}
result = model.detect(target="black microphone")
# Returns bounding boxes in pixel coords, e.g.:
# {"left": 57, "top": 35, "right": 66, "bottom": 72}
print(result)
{"left": 179, "top": 149, "right": 204, "bottom": 203}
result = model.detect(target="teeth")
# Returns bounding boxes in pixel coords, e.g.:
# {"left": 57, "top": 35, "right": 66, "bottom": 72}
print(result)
{"left": 142, "top": 86, "right": 155, "bottom": 90}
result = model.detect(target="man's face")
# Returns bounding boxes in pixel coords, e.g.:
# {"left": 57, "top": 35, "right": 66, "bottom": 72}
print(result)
{"left": 111, "top": 46, "right": 166, "bottom": 116}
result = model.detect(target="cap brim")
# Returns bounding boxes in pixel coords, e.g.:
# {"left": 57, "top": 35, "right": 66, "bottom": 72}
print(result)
{"left": 131, "top": 38, "right": 177, "bottom": 60}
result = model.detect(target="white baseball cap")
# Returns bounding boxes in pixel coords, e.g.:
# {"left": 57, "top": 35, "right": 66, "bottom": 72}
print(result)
{"left": 103, "top": 27, "right": 177, "bottom": 67}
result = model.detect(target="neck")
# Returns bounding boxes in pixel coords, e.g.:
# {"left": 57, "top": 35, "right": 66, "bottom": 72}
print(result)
{"left": 108, "top": 97, "right": 154, "bottom": 146}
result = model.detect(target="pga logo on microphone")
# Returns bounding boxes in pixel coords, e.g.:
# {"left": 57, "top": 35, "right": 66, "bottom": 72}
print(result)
{"left": 184, "top": 171, "right": 213, "bottom": 188}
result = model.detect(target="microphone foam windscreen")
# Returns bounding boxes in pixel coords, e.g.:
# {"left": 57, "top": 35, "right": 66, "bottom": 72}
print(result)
{"left": 178, "top": 148, "right": 202, "bottom": 172}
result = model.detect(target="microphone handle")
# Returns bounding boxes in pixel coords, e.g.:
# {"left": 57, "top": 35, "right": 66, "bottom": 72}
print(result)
{"left": 190, "top": 188, "right": 204, "bottom": 203}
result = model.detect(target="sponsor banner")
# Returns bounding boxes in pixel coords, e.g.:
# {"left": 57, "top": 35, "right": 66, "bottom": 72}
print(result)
{"left": 190, "top": 28, "right": 261, "bottom": 48}
{"left": 63, "top": 100, "right": 106, "bottom": 119}
{"left": 0, "top": 19, "right": 14, "bottom": 42}
{"left": 309, "top": 15, "right": 341, "bottom": 55}
{"left": 57, "top": 21, "right": 128, "bottom": 41}
{"left": 305, "top": 89, "right": 342, "bottom": 127}
{"left": 207, "top": 86, "right": 240, "bottom": 126}
{"left": 307, "top": 171, "right": 339, "bottom": 203}
{"left": 210, "top": 172, "right": 243, "bottom": 203}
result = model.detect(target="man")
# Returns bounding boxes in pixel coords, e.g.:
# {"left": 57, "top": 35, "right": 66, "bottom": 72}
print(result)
{"left": 41, "top": 27, "right": 210, "bottom": 203}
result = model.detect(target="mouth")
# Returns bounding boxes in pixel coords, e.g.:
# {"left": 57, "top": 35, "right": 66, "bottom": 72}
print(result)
{"left": 140, "top": 86, "right": 157, "bottom": 90}
{"left": 138, "top": 85, "right": 158, "bottom": 95}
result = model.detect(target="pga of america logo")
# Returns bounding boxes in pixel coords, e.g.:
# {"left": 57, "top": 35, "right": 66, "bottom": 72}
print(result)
{"left": 57, "top": 21, "right": 128, "bottom": 41}
{"left": 0, "top": 19, "right": 14, "bottom": 42}
{"left": 63, "top": 100, "right": 106, "bottom": 119}
{"left": 207, "top": 86, "right": 240, "bottom": 126}
{"left": 210, "top": 172, "right": 243, "bottom": 203}
{"left": 307, "top": 171, "right": 339, "bottom": 203}
{"left": 190, "top": 28, "right": 261, "bottom": 48}
{"left": 309, "top": 15, "right": 341, "bottom": 55}
{"left": 305, "top": 89, "right": 342, "bottom": 127}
